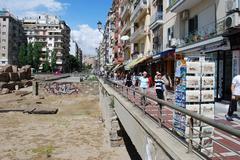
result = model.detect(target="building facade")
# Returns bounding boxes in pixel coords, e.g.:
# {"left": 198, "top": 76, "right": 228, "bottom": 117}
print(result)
{"left": 0, "top": 10, "right": 26, "bottom": 66}
{"left": 22, "top": 15, "right": 70, "bottom": 72}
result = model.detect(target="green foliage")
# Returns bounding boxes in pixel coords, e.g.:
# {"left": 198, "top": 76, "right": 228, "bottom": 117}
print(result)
{"left": 18, "top": 42, "right": 43, "bottom": 72}
{"left": 32, "top": 43, "right": 42, "bottom": 72}
{"left": 65, "top": 54, "right": 80, "bottom": 72}
{"left": 50, "top": 50, "right": 57, "bottom": 71}
{"left": 18, "top": 44, "right": 27, "bottom": 66}
{"left": 43, "top": 51, "right": 51, "bottom": 72}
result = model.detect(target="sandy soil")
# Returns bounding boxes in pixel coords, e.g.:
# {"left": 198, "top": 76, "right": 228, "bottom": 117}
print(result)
{"left": 0, "top": 81, "right": 130, "bottom": 160}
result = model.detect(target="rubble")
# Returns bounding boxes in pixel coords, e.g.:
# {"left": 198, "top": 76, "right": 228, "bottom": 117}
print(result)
{"left": 0, "top": 65, "right": 33, "bottom": 92}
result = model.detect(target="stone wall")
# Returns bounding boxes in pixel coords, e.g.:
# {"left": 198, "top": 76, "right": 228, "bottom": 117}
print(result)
{"left": 0, "top": 65, "right": 32, "bottom": 93}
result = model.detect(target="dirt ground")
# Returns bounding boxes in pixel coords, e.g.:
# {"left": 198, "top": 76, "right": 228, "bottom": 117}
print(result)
{"left": 0, "top": 81, "right": 130, "bottom": 160}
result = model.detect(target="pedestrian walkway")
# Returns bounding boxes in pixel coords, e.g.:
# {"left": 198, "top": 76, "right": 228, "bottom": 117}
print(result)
{"left": 112, "top": 81, "right": 240, "bottom": 160}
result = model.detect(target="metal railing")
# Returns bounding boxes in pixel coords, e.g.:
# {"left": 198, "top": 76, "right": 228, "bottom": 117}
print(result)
{"left": 150, "top": 11, "right": 163, "bottom": 25}
{"left": 178, "top": 17, "right": 226, "bottom": 47}
{"left": 101, "top": 78, "right": 240, "bottom": 160}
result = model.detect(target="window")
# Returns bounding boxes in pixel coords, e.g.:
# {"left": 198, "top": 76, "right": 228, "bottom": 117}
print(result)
{"left": 167, "top": 26, "right": 174, "bottom": 45}
{"left": 2, "top": 32, "right": 6, "bottom": 35}
{"left": 48, "top": 44, "right": 52, "bottom": 47}
{"left": 2, "top": 61, "right": 5, "bottom": 64}
{"left": 2, "top": 25, "right": 6, "bottom": 28}
{"left": 2, "top": 54, "right": 5, "bottom": 57}
{"left": 2, "top": 46, "right": 6, "bottom": 50}
{"left": 189, "top": 15, "right": 198, "bottom": 35}
{"left": 2, "top": 39, "right": 6, "bottom": 43}
{"left": 3, "top": 18, "right": 6, "bottom": 21}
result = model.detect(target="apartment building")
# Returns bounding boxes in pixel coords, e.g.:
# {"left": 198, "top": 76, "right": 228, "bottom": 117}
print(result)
{"left": 119, "top": 0, "right": 131, "bottom": 62}
{"left": 130, "top": 0, "right": 151, "bottom": 59}
{"left": 22, "top": 15, "right": 70, "bottom": 72}
{"left": 166, "top": 0, "right": 233, "bottom": 101}
{"left": 0, "top": 10, "right": 26, "bottom": 66}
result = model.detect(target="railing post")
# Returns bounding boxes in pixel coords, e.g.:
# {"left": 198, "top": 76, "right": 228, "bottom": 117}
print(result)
{"left": 188, "top": 117, "right": 193, "bottom": 153}
{"left": 158, "top": 104, "right": 163, "bottom": 127}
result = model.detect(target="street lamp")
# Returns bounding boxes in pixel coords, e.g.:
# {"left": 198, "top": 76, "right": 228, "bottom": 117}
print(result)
{"left": 97, "top": 21, "right": 103, "bottom": 33}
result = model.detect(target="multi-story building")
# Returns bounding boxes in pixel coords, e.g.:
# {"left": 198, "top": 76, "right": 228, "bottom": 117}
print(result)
{"left": 130, "top": 0, "right": 151, "bottom": 59}
{"left": 0, "top": 10, "right": 26, "bottom": 66}
{"left": 119, "top": 0, "right": 131, "bottom": 62}
{"left": 166, "top": 0, "right": 231, "bottom": 101}
{"left": 112, "top": 0, "right": 124, "bottom": 64}
{"left": 22, "top": 15, "right": 70, "bottom": 72}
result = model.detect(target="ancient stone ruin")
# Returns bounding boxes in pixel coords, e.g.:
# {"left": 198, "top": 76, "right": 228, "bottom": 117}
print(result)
{"left": 0, "top": 65, "right": 32, "bottom": 94}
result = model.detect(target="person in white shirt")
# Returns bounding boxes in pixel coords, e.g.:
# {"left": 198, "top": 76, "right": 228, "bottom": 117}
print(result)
{"left": 226, "top": 74, "right": 240, "bottom": 121}
{"left": 139, "top": 71, "right": 149, "bottom": 106}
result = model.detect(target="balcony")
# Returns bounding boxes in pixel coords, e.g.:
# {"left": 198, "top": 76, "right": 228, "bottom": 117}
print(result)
{"left": 150, "top": 11, "right": 163, "bottom": 30}
{"left": 121, "top": 4, "right": 131, "bottom": 20}
{"left": 130, "top": 0, "right": 148, "bottom": 22}
{"left": 177, "top": 18, "right": 226, "bottom": 48}
{"left": 56, "top": 59, "right": 63, "bottom": 65}
{"left": 168, "top": 0, "right": 202, "bottom": 13}
{"left": 121, "top": 21, "right": 131, "bottom": 35}
{"left": 130, "top": 26, "right": 149, "bottom": 43}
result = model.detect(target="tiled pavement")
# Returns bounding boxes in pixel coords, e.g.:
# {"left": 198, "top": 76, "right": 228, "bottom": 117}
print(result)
{"left": 113, "top": 85, "right": 240, "bottom": 160}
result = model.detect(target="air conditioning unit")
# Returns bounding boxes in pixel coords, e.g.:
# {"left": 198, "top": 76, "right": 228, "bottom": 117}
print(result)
{"left": 170, "top": 38, "right": 177, "bottom": 48}
{"left": 225, "top": 0, "right": 240, "bottom": 13}
{"left": 225, "top": 12, "right": 240, "bottom": 29}
{"left": 180, "top": 10, "right": 189, "bottom": 20}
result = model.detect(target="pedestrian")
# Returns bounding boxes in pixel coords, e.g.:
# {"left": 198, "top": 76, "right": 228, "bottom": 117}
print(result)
{"left": 125, "top": 73, "right": 132, "bottom": 87}
{"left": 155, "top": 72, "right": 166, "bottom": 104}
{"left": 162, "top": 73, "right": 172, "bottom": 90}
{"left": 225, "top": 74, "right": 240, "bottom": 121}
{"left": 139, "top": 71, "right": 149, "bottom": 106}
{"left": 132, "top": 73, "right": 137, "bottom": 97}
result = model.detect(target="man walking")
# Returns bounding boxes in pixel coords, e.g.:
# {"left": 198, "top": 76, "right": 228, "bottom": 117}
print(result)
{"left": 226, "top": 74, "right": 240, "bottom": 121}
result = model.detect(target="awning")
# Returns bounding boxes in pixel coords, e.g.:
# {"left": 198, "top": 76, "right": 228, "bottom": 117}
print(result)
{"left": 125, "top": 56, "right": 151, "bottom": 70}
{"left": 112, "top": 64, "right": 124, "bottom": 72}
{"left": 153, "top": 49, "right": 175, "bottom": 60}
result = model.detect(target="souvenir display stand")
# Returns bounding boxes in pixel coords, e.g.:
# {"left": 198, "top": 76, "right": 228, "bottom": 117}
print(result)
{"left": 174, "top": 56, "right": 215, "bottom": 155}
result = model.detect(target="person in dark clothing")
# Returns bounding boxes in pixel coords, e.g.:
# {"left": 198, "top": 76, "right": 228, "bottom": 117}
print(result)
{"left": 155, "top": 72, "right": 166, "bottom": 123}
{"left": 125, "top": 73, "right": 132, "bottom": 87}
{"left": 226, "top": 74, "right": 240, "bottom": 121}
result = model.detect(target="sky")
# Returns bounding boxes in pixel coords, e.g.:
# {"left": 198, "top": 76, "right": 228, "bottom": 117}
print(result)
{"left": 0, "top": 0, "right": 112, "bottom": 56}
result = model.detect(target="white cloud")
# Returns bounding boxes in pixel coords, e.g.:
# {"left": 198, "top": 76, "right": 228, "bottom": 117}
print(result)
{"left": 71, "top": 24, "right": 102, "bottom": 56}
{"left": 0, "top": 0, "right": 68, "bottom": 18}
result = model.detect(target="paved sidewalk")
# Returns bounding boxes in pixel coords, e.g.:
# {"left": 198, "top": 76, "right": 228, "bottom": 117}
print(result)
{"left": 113, "top": 83, "right": 240, "bottom": 160}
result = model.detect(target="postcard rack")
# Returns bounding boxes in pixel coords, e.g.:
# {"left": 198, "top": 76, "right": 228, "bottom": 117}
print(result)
{"left": 173, "top": 56, "right": 215, "bottom": 155}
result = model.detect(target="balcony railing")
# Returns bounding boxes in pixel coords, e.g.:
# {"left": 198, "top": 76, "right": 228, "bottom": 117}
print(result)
{"left": 178, "top": 18, "right": 226, "bottom": 47}
{"left": 121, "top": 21, "right": 131, "bottom": 35}
{"left": 168, "top": 0, "right": 202, "bottom": 12}
{"left": 131, "top": 26, "right": 149, "bottom": 42}
{"left": 150, "top": 11, "right": 163, "bottom": 29}
{"left": 131, "top": 0, "right": 148, "bottom": 22}
{"left": 121, "top": 4, "right": 130, "bottom": 19}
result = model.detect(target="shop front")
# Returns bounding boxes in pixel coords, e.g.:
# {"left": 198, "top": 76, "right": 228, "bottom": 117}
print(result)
{"left": 151, "top": 49, "right": 175, "bottom": 86}
{"left": 176, "top": 37, "right": 232, "bottom": 101}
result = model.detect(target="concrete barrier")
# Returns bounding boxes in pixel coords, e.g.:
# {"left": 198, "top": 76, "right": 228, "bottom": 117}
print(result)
{"left": 99, "top": 79, "right": 204, "bottom": 160}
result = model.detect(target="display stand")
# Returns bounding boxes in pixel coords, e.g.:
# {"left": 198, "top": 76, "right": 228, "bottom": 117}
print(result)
{"left": 174, "top": 56, "right": 215, "bottom": 154}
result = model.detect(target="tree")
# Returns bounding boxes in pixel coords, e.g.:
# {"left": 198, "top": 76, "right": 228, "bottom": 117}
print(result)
{"left": 42, "top": 51, "right": 51, "bottom": 72}
{"left": 18, "top": 44, "right": 27, "bottom": 66}
{"left": 50, "top": 50, "right": 57, "bottom": 72}
{"left": 65, "top": 54, "right": 79, "bottom": 72}
{"left": 32, "top": 43, "right": 42, "bottom": 72}
{"left": 27, "top": 43, "right": 33, "bottom": 66}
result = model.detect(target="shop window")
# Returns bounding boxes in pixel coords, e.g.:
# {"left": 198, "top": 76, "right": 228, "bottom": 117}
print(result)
{"left": 2, "top": 53, "right": 5, "bottom": 57}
